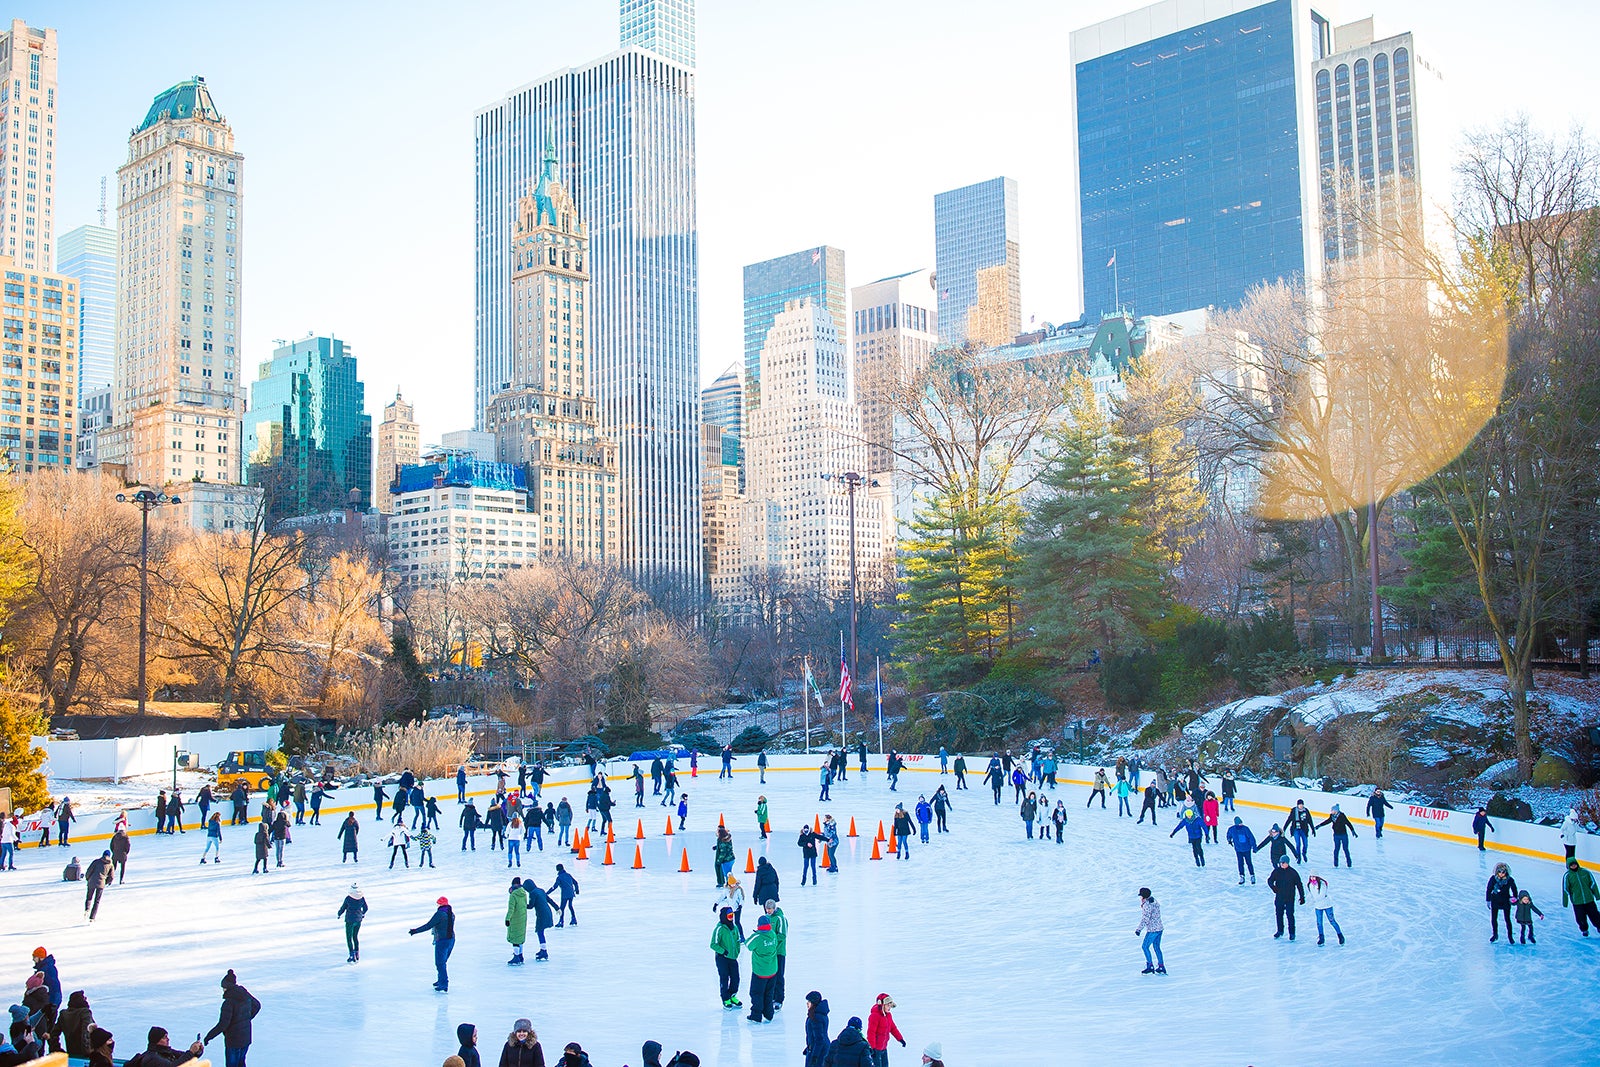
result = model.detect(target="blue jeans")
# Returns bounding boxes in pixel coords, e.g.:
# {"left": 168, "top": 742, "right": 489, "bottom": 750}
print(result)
{"left": 919, "top": 822, "right": 930, "bottom": 843}
{"left": 1291, "top": 830, "right": 1309, "bottom": 861}
{"left": 1142, "top": 931, "right": 1164, "bottom": 969}
{"left": 1315, "top": 907, "right": 1343, "bottom": 941}
{"left": 433, "top": 937, "right": 454, "bottom": 988}
{"left": 526, "top": 823, "right": 542, "bottom": 850}
{"left": 1222, "top": 795, "right": 1234, "bottom": 811}
{"left": 0, "top": 842, "right": 14, "bottom": 868}
{"left": 507, "top": 839, "right": 521, "bottom": 866}
{"left": 1332, "top": 834, "right": 1351, "bottom": 866}
{"left": 225, "top": 1045, "right": 249, "bottom": 1067}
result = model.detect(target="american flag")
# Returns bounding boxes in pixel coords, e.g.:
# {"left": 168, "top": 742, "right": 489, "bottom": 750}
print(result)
{"left": 839, "top": 653, "right": 853, "bottom": 710}
{"left": 811, "top": 249, "right": 822, "bottom": 264}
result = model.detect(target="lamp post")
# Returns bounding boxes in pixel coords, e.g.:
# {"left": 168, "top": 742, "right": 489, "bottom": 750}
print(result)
{"left": 822, "top": 471, "right": 865, "bottom": 700}
{"left": 115, "top": 488, "right": 180, "bottom": 715}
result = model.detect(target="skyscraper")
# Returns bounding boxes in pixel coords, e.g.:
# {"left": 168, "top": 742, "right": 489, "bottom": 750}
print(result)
{"left": 374, "top": 391, "right": 419, "bottom": 514}
{"left": 851, "top": 269, "right": 937, "bottom": 477}
{"left": 0, "top": 22, "right": 57, "bottom": 272}
{"left": 620, "top": 0, "right": 695, "bottom": 67}
{"left": 934, "top": 177, "right": 1020, "bottom": 347}
{"left": 1073, "top": 0, "right": 1330, "bottom": 318}
{"left": 57, "top": 223, "right": 116, "bottom": 392}
{"left": 742, "top": 245, "right": 846, "bottom": 415}
{"left": 484, "top": 143, "right": 618, "bottom": 564}
{"left": 244, "top": 335, "right": 371, "bottom": 519}
{"left": 476, "top": 11, "right": 699, "bottom": 594}
{"left": 107, "top": 76, "right": 244, "bottom": 487}
{"left": 701, "top": 363, "right": 741, "bottom": 441}
{"left": 0, "top": 254, "right": 77, "bottom": 472}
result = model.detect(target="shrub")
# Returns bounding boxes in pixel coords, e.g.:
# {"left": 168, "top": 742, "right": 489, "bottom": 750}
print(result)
{"left": 1133, "top": 708, "right": 1199, "bottom": 748}
{"left": 347, "top": 719, "right": 476, "bottom": 777}
{"left": 265, "top": 749, "right": 288, "bottom": 773}
{"left": 0, "top": 697, "right": 49, "bottom": 812}
{"left": 1324, "top": 716, "right": 1403, "bottom": 788}
{"left": 597, "top": 721, "right": 666, "bottom": 757}
{"left": 1101, "top": 651, "right": 1157, "bottom": 711}
{"left": 730, "top": 725, "right": 772, "bottom": 754}
{"left": 671, "top": 726, "right": 719, "bottom": 756}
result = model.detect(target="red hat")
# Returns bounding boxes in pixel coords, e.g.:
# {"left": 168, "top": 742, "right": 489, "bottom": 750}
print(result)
{"left": 437, "top": 896, "right": 449, "bottom": 906}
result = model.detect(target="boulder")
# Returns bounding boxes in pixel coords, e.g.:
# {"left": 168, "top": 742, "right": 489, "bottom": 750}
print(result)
{"left": 1530, "top": 752, "right": 1578, "bottom": 787}
{"left": 1486, "top": 791, "right": 1535, "bottom": 822}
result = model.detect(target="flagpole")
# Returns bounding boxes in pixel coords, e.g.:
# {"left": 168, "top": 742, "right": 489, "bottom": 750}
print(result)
{"left": 1112, "top": 250, "right": 1120, "bottom": 313}
{"left": 803, "top": 656, "right": 811, "bottom": 755}
{"left": 876, "top": 656, "right": 883, "bottom": 755}
{"left": 840, "top": 631, "right": 847, "bottom": 749}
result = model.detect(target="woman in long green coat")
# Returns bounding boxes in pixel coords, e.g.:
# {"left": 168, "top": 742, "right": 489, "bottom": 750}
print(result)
{"left": 505, "top": 878, "right": 529, "bottom": 964}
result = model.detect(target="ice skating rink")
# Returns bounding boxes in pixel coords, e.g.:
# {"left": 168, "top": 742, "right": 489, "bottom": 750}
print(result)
{"left": 5, "top": 762, "right": 1597, "bottom": 1066}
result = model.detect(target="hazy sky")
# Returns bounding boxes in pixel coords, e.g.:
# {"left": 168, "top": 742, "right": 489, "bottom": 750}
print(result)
{"left": 25, "top": 0, "right": 1600, "bottom": 445}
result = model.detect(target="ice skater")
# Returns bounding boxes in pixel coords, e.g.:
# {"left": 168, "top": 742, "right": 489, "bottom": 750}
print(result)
{"left": 1286, "top": 800, "right": 1316, "bottom": 862}
{"left": 1135, "top": 887, "right": 1166, "bottom": 974}
{"left": 555, "top": 797, "right": 573, "bottom": 846}
{"left": 252, "top": 822, "right": 270, "bottom": 875}
{"left": 753, "top": 856, "right": 779, "bottom": 907}
{"left": 1020, "top": 792, "right": 1038, "bottom": 839}
{"left": 1473, "top": 807, "right": 1495, "bottom": 852}
{"left": 714, "top": 875, "right": 746, "bottom": 939}
{"left": 1269, "top": 857, "right": 1305, "bottom": 941}
{"left": 714, "top": 826, "right": 736, "bottom": 887}
{"left": 1115, "top": 777, "right": 1133, "bottom": 818}
{"left": 1561, "top": 857, "right": 1599, "bottom": 936}
{"left": 1087, "top": 768, "right": 1109, "bottom": 809}
{"left": 678, "top": 793, "right": 690, "bottom": 832}
{"left": 953, "top": 752, "right": 967, "bottom": 789}
{"left": 505, "top": 878, "right": 529, "bottom": 965}
{"left": 338, "top": 812, "right": 359, "bottom": 863}
{"left": 1170, "top": 805, "right": 1205, "bottom": 867}
{"left": 459, "top": 800, "right": 481, "bottom": 851}
{"left": 822, "top": 815, "right": 840, "bottom": 873}
{"left": 746, "top": 914, "right": 780, "bottom": 1022}
{"left": 1316, "top": 804, "right": 1357, "bottom": 867}
{"left": 1051, "top": 800, "right": 1067, "bottom": 843}
{"left": 984, "top": 758, "right": 1004, "bottom": 805}
{"left": 388, "top": 823, "right": 411, "bottom": 868}
{"left": 1486, "top": 862, "right": 1518, "bottom": 943}
{"left": 1137, "top": 781, "right": 1159, "bottom": 825}
{"left": 408, "top": 896, "right": 456, "bottom": 991}
{"left": 914, "top": 796, "right": 932, "bottom": 843}
{"left": 1515, "top": 890, "right": 1544, "bottom": 944}
{"left": 818, "top": 763, "right": 832, "bottom": 802}
{"left": 1306, "top": 871, "right": 1344, "bottom": 945}
{"left": 201, "top": 813, "right": 223, "bottom": 864}
{"left": 1255, "top": 823, "right": 1291, "bottom": 868}
{"left": 507, "top": 814, "right": 523, "bottom": 867}
{"left": 893, "top": 805, "right": 914, "bottom": 860}
{"left": 932, "top": 787, "right": 951, "bottom": 833}
{"left": 1201, "top": 791, "right": 1220, "bottom": 843}
{"left": 1226, "top": 816, "right": 1257, "bottom": 885}
{"left": 373, "top": 782, "right": 387, "bottom": 821}
{"left": 202, "top": 970, "right": 260, "bottom": 1067}
{"left": 711, "top": 907, "right": 743, "bottom": 1009}
{"left": 550, "top": 863, "right": 579, "bottom": 926}
{"left": 866, "top": 994, "right": 906, "bottom": 1063}
{"left": 338, "top": 883, "right": 367, "bottom": 962}
{"left": 1366, "top": 788, "right": 1392, "bottom": 837}
{"left": 755, "top": 796, "right": 769, "bottom": 840}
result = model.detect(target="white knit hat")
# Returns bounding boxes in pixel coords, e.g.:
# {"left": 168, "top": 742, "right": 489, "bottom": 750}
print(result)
{"left": 922, "top": 1042, "right": 943, "bottom": 1060}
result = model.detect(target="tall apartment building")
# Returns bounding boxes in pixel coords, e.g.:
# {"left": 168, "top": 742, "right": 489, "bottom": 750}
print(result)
{"left": 851, "top": 269, "right": 937, "bottom": 477}
{"left": 620, "top": 0, "right": 695, "bottom": 67}
{"left": 701, "top": 421, "right": 740, "bottom": 600}
{"left": 107, "top": 77, "right": 244, "bottom": 487}
{"left": 742, "top": 246, "right": 847, "bottom": 416}
{"left": 934, "top": 177, "right": 1020, "bottom": 347}
{"left": 725, "top": 300, "right": 889, "bottom": 607}
{"left": 244, "top": 335, "right": 372, "bottom": 520}
{"left": 1071, "top": 1, "right": 1431, "bottom": 317}
{"left": 387, "top": 458, "right": 536, "bottom": 587}
{"left": 476, "top": 18, "right": 700, "bottom": 595}
{"left": 0, "top": 22, "right": 57, "bottom": 272}
{"left": 0, "top": 254, "right": 77, "bottom": 471}
{"left": 76, "top": 384, "right": 110, "bottom": 469}
{"left": 56, "top": 224, "right": 116, "bottom": 392}
{"left": 374, "top": 390, "right": 419, "bottom": 514}
{"left": 484, "top": 144, "right": 618, "bottom": 563}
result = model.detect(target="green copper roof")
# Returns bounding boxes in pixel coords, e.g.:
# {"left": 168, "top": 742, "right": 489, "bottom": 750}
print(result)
{"left": 137, "top": 77, "right": 222, "bottom": 133}
{"left": 533, "top": 138, "right": 560, "bottom": 226}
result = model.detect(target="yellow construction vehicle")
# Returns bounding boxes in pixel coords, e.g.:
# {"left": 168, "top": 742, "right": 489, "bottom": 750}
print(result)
{"left": 215, "top": 751, "right": 274, "bottom": 792}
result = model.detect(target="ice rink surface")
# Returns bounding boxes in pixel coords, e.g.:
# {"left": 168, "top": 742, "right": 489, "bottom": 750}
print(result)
{"left": 5, "top": 763, "right": 1598, "bottom": 1066}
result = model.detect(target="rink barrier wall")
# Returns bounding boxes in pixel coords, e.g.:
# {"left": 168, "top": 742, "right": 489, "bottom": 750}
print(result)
{"left": 21, "top": 754, "right": 1596, "bottom": 873}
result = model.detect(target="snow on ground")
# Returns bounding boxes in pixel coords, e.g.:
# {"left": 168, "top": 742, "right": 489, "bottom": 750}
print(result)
{"left": 4, "top": 763, "right": 1598, "bottom": 1067}
{"left": 45, "top": 770, "right": 219, "bottom": 818}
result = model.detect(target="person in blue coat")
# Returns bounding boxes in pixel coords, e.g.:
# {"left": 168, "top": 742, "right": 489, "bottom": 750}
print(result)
{"left": 1226, "top": 816, "right": 1258, "bottom": 884}
{"left": 549, "top": 863, "right": 580, "bottom": 926}
{"left": 914, "top": 797, "right": 933, "bottom": 843}
{"left": 456, "top": 765, "right": 468, "bottom": 803}
{"left": 202, "top": 969, "right": 260, "bottom": 1064}
{"left": 1170, "top": 805, "right": 1206, "bottom": 866}
{"left": 824, "top": 1016, "right": 873, "bottom": 1067}
{"left": 407, "top": 898, "right": 456, "bottom": 991}
{"left": 803, "top": 992, "right": 829, "bottom": 1067}
{"left": 1365, "top": 789, "right": 1393, "bottom": 838}
{"left": 526, "top": 879, "right": 554, "bottom": 960}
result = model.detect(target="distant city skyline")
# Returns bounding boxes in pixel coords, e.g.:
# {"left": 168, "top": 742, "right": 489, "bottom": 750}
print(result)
{"left": 23, "top": 0, "right": 1600, "bottom": 446}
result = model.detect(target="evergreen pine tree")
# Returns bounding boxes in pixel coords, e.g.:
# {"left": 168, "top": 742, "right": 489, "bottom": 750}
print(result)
{"left": 386, "top": 629, "right": 432, "bottom": 724}
{"left": 0, "top": 697, "right": 49, "bottom": 811}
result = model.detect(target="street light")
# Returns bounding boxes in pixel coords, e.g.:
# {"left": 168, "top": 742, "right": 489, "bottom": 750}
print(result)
{"left": 821, "top": 471, "right": 870, "bottom": 707}
{"left": 115, "top": 488, "right": 180, "bottom": 715}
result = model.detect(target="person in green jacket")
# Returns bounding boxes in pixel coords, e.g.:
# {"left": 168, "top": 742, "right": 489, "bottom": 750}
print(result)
{"left": 763, "top": 899, "right": 788, "bottom": 1010}
{"left": 1562, "top": 857, "right": 1600, "bottom": 936}
{"left": 505, "top": 877, "right": 529, "bottom": 965}
{"left": 755, "top": 797, "right": 770, "bottom": 841}
{"left": 745, "top": 914, "right": 780, "bottom": 1022}
{"left": 711, "top": 907, "right": 742, "bottom": 1009}
{"left": 714, "top": 825, "right": 736, "bottom": 886}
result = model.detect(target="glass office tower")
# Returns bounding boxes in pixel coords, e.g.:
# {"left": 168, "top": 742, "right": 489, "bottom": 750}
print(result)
{"left": 245, "top": 335, "right": 372, "bottom": 519}
{"left": 741, "top": 246, "right": 846, "bottom": 416}
{"left": 933, "top": 177, "right": 1020, "bottom": 347}
{"left": 1073, "top": 0, "right": 1326, "bottom": 318}
{"left": 57, "top": 223, "right": 116, "bottom": 393}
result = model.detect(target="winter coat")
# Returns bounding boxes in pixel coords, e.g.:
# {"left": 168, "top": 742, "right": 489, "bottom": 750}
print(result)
{"left": 33, "top": 954, "right": 61, "bottom": 1007}
{"left": 1019, "top": 797, "right": 1037, "bottom": 822}
{"left": 527, "top": 884, "right": 555, "bottom": 931}
{"left": 1268, "top": 865, "right": 1305, "bottom": 905}
{"left": 823, "top": 822, "right": 840, "bottom": 850}
{"left": 755, "top": 800, "right": 769, "bottom": 827}
{"left": 1515, "top": 896, "right": 1544, "bottom": 923}
{"left": 125, "top": 1043, "right": 202, "bottom": 1067}
{"left": 1485, "top": 873, "right": 1518, "bottom": 907}
{"left": 932, "top": 792, "right": 949, "bottom": 815}
{"left": 1170, "top": 809, "right": 1204, "bottom": 842}
{"left": 1202, "top": 797, "right": 1220, "bottom": 827}
{"left": 1221, "top": 774, "right": 1237, "bottom": 798}
{"left": 1560, "top": 813, "right": 1581, "bottom": 846}
{"left": 1563, "top": 866, "right": 1599, "bottom": 908}
{"left": 893, "top": 811, "right": 913, "bottom": 838}
{"left": 714, "top": 837, "right": 735, "bottom": 868}
{"left": 506, "top": 885, "right": 529, "bottom": 944}
{"left": 86, "top": 854, "right": 114, "bottom": 889}
{"left": 1286, "top": 806, "right": 1316, "bottom": 834}
{"left": 53, "top": 992, "right": 94, "bottom": 1057}
{"left": 338, "top": 893, "right": 368, "bottom": 924}
{"left": 1051, "top": 805, "right": 1067, "bottom": 828}
{"left": 461, "top": 805, "right": 482, "bottom": 831}
{"left": 254, "top": 825, "right": 270, "bottom": 860}
{"left": 915, "top": 800, "right": 932, "bottom": 824}
{"left": 410, "top": 904, "right": 456, "bottom": 943}
{"left": 866, "top": 997, "right": 904, "bottom": 1052}
{"left": 485, "top": 806, "right": 506, "bottom": 832}
{"left": 111, "top": 830, "right": 131, "bottom": 862}
{"left": 746, "top": 927, "right": 779, "bottom": 977}
{"left": 710, "top": 919, "right": 741, "bottom": 959}
{"left": 338, "top": 819, "right": 359, "bottom": 850}
{"left": 804, "top": 999, "right": 831, "bottom": 1067}
{"left": 798, "top": 828, "right": 818, "bottom": 857}
{"left": 271, "top": 813, "right": 291, "bottom": 843}
{"left": 824, "top": 1025, "right": 873, "bottom": 1067}
{"left": 555, "top": 801, "right": 572, "bottom": 828}
{"left": 1366, "top": 793, "right": 1392, "bottom": 819}
{"left": 204, "top": 984, "right": 261, "bottom": 1049}
{"left": 387, "top": 826, "right": 411, "bottom": 849}
{"left": 551, "top": 869, "right": 579, "bottom": 902}
{"left": 713, "top": 883, "right": 745, "bottom": 915}
{"left": 753, "top": 859, "right": 780, "bottom": 904}
{"left": 1093, "top": 770, "right": 1110, "bottom": 790}
{"left": 1255, "top": 831, "right": 1291, "bottom": 864}
{"left": 1306, "top": 879, "right": 1333, "bottom": 909}
{"left": 497, "top": 1036, "right": 545, "bottom": 1067}
{"left": 1226, "top": 823, "right": 1258, "bottom": 852}
{"left": 1317, "top": 811, "right": 1357, "bottom": 836}
{"left": 1135, "top": 898, "right": 1163, "bottom": 933}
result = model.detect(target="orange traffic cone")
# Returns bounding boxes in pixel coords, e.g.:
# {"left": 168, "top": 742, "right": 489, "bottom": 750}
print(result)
{"left": 635, "top": 819, "right": 646, "bottom": 840}
{"left": 606, "top": 823, "right": 616, "bottom": 845}
{"left": 869, "top": 838, "right": 882, "bottom": 860}
{"left": 679, "top": 847, "right": 692, "bottom": 872}
{"left": 665, "top": 818, "right": 675, "bottom": 836}
{"left": 887, "top": 832, "right": 898, "bottom": 854}
{"left": 603, "top": 842, "right": 615, "bottom": 865}
{"left": 848, "top": 817, "right": 858, "bottom": 838}
{"left": 576, "top": 837, "right": 589, "bottom": 860}
{"left": 719, "top": 813, "right": 726, "bottom": 828}
{"left": 875, "top": 820, "right": 885, "bottom": 842}
{"left": 633, "top": 844, "right": 645, "bottom": 869}
{"left": 820, "top": 842, "right": 831, "bottom": 867}
{"left": 813, "top": 814, "right": 822, "bottom": 834}
{"left": 763, "top": 822, "right": 771, "bottom": 834}
{"left": 745, "top": 848, "right": 756, "bottom": 873}
{"left": 582, "top": 827, "right": 593, "bottom": 849}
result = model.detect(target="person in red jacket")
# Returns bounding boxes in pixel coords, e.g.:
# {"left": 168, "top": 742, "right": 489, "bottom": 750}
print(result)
{"left": 1201, "top": 791, "right": 1221, "bottom": 844}
{"left": 866, "top": 992, "right": 906, "bottom": 1065}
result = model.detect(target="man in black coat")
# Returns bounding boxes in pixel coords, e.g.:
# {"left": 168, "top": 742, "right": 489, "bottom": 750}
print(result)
{"left": 824, "top": 1016, "right": 872, "bottom": 1067}
{"left": 230, "top": 783, "right": 250, "bottom": 826}
{"left": 753, "top": 856, "right": 780, "bottom": 905}
{"left": 125, "top": 1025, "right": 206, "bottom": 1067}
{"left": 1267, "top": 858, "right": 1305, "bottom": 941}
{"left": 84, "top": 850, "right": 114, "bottom": 922}
{"left": 110, "top": 828, "right": 131, "bottom": 884}
{"left": 202, "top": 970, "right": 260, "bottom": 1066}
{"left": 650, "top": 757, "right": 665, "bottom": 795}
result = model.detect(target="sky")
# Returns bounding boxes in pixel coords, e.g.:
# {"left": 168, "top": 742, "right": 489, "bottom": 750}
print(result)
{"left": 24, "top": 0, "right": 1600, "bottom": 446}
